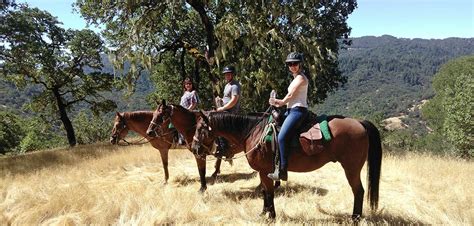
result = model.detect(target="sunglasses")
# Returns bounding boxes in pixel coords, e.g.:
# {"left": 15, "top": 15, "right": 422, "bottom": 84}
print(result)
{"left": 287, "top": 62, "right": 299, "bottom": 67}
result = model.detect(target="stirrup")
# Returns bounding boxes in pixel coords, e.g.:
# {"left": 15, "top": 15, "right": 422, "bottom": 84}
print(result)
{"left": 267, "top": 172, "right": 280, "bottom": 181}
{"left": 267, "top": 169, "right": 287, "bottom": 181}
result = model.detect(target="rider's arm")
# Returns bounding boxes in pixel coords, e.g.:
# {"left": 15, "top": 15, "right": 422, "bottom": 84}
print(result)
{"left": 187, "top": 102, "right": 197, "bottom": 110}
{"left": 217, "top": 95, "right": 239, "bottom": 112}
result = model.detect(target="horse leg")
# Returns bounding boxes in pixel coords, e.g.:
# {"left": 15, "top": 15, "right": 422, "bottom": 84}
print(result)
{"left": 343, "top": 166, "right": 364, "bottom": 220}
{"left": 158, "top": 148, "right": 169, "bottom": 184}
{"left": 194, "top": 156, "right": 207, "bottom": 193}
{"left": 211, "top": 158, "right": 222, "bottom": 179}
{"left": 259, "top": 171, "right": 276, "bottom": 218}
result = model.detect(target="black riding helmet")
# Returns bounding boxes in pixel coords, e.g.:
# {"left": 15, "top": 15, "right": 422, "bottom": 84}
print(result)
{"left": 222, "top": 65, "right": 236, "bottom": 74}
{"left": 285, "top": 52, "right": 303, "bottom": 63}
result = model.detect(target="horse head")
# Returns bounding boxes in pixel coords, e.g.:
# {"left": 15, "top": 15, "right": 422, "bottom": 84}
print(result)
{"left": 146, "top": 99, "right": 173, "bottom": 137}
{"left": 191, "top": 110, "right": 215, "bottom": 156}
{"left": 110, "top": 112, "right": 129, "bottom": 144}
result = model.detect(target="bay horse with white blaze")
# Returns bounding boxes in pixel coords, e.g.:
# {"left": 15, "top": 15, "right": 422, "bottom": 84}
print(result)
{"left": 192, "top": 110, "right": 382, "bottom": 219}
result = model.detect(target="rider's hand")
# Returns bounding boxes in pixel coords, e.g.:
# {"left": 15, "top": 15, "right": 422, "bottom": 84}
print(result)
{"left": 216, "top": 107, "right": 225, "bottom": 112}
{"left": 269, "top": 98, "right": 281, "bottom": 107}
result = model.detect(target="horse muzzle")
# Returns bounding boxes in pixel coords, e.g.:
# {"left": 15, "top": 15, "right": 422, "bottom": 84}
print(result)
{"left": 110, "top": 136, "right": 117, "bottom": 145}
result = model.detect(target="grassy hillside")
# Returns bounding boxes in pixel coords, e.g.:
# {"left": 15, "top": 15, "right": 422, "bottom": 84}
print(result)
{"left": 1, "top": 143, "right": 472, "bottom": 224}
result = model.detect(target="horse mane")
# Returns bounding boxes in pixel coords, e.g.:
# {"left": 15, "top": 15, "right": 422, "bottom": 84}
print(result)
{"left": 170, "top": 104, "right": 195, "bottom": 114}
{"left": 208, "top": 112, "right": 265, "bottom": 137}
{"left": 123, "top": 111, "right": 153, "bottom": 121}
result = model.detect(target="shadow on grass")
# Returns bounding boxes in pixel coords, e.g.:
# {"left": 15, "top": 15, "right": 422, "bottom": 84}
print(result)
{"left": 275, "top": 182, "right": 329, "bottom": 197}
{"left": 264, "top": 206, "right": 428, "bottom": 225}
{"left": 212, "top": 171, "right": 258, "bottom": 184}
{"left": 219, "top": 182, "right": 329, "bottom": 202}
{"left": 293, "top": 205, "right": 429, "bottom": 225}
{"left": 173, "top": 172, "right": 259, "bottom": 187}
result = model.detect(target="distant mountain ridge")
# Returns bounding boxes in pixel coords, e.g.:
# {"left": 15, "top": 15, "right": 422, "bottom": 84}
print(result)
{"left": 317, "top": 35, "right": 474, "bottom": 119}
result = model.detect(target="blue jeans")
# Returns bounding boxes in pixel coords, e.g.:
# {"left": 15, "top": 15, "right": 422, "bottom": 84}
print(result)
{"left": 278, "top": 107, "right": 308, "bottom": 169}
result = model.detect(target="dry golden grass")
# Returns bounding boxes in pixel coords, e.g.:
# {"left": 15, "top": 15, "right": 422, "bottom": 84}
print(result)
{"left": 1, "top": 143, "right": 473, "bottom": 225}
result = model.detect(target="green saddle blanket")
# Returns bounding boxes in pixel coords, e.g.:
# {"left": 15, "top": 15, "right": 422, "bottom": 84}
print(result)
{"left": 264, "top": 114, "right": 331, "bottom": 143}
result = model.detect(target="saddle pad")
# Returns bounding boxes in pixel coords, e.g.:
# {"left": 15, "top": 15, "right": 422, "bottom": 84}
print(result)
{"left": 300, "top": 115, "right": 331, "bottom": 142}
{"left": 263, "top": 115, "right": 274, "bottom": 142}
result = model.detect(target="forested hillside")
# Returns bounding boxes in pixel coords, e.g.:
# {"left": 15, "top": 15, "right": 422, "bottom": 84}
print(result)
{"left": 317, "top": 35, "right": 474, "bottom": 118}
{"left": 0, "top": 55, "right": 154, "bottom": 114}
{"left": 3, "top": 35, "right": 472, "bottom": 117}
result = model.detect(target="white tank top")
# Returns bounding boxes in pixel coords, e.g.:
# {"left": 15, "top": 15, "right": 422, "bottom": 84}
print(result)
{"left": 287, "top": 74, "right": 308, "bottom": 108}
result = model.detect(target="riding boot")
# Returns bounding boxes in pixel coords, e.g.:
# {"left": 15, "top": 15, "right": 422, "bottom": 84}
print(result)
{"left": 267, "top": 166, "right": 287, "bottom": 181}
{"left": 178, "top": 133, "right": 185, "bottom": 145}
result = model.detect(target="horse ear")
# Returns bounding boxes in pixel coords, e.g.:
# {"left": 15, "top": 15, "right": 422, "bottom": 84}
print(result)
{"left": 116, "top": 112, "right": 122, "bottom": 118}
{"left": 161, "top": 99, "right": 166, "bottom": 106}
{"left": 199, "top": 110, "right": 210, "bottom": 125}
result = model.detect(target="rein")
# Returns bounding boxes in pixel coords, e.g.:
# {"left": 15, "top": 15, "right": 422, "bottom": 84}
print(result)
{"left": 116, "top": 115, "right": 176, "bottom": 146}
{"left": 117, "top": 136, "right": 150, "bottom": 146}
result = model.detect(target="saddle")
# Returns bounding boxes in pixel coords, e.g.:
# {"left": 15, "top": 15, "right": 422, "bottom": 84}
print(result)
{"left": 298, "top": 113, "right": 332, "bottom": 155}
{"left": 268, "top": 109, "right": 332, "bottom": 156}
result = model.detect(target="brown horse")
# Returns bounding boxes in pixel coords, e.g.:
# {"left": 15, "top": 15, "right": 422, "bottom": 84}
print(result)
{"left": 110, "top": 111, "right": 223, "bottom": 185}
{"left": 110, "top": 111, "right": 177, "bottom": 183}
{"left": 145, "top": 101, "right": 257, "bottom": 192}
{"left": 192, "top": 111, "right": 382, "bottom": 219}
{"left": 110, "top": 111, "right": 176, "bottom": 183}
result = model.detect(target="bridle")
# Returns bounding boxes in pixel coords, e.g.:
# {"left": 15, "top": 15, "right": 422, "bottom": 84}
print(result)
{"left": 111, "top": 117, "right": 128, "bottom": 143}
{"left": 148, "top": 105, "right": 174, "bottom": 137}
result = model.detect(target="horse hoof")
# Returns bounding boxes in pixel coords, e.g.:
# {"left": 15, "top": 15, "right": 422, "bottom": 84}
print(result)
{"left": 351, "top": 214, "right": 362, "bottom": 222}
{"left": 269, "top": 212, "right": 276, "bottom": 219}
{"left": 198, "top": 186, "right": 207, "bottom": 193}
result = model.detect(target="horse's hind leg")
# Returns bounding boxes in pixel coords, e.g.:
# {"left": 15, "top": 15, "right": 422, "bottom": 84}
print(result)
{"left": 343, "top": 165, "right": 364, "bottom": 220}
{"left": 158, "top": 148, "right": 170, "bottom": 183}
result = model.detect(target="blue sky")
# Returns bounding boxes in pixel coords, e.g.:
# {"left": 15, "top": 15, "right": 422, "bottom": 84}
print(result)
{"left": 19, "top": 0, "right": 474, "bottom": 39}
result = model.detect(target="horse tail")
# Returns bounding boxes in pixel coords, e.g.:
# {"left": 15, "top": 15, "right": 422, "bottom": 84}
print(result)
{"left": 360, "top": 120, "right": 382, "bottom": 210}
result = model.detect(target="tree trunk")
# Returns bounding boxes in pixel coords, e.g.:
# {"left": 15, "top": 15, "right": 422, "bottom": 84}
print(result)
{"left": 52, "top": 87, "right": 76, "bottom": 146}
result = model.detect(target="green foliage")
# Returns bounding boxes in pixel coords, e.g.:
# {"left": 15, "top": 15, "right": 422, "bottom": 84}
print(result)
{"left": 382, "top": 129, "right": 455, "bottom": 155}
{"left": 1, "top": 4, "right": 117, "bottom": 146}
{"left": 73, "top": 111, "right": 112, "bottom": 144}
{"left": 0, "top": 110, "right": 67, "bottom": 154}
{"left": 0, "top": 111, "right": 25, "bottom": 154}
{"left": 76, "top": 1, "right": 356, "bottom": 111}
{"left": 422, "top": 55, "right": 474, "bottom": 157}
{"left": 443, "top": 73, "right": 473, "bottom": 153}
{"left": 383, "top": 130, "right": 417, "bottom": 151}
{"left": 17, "top": 115, "right": 65, "bottom": 153}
